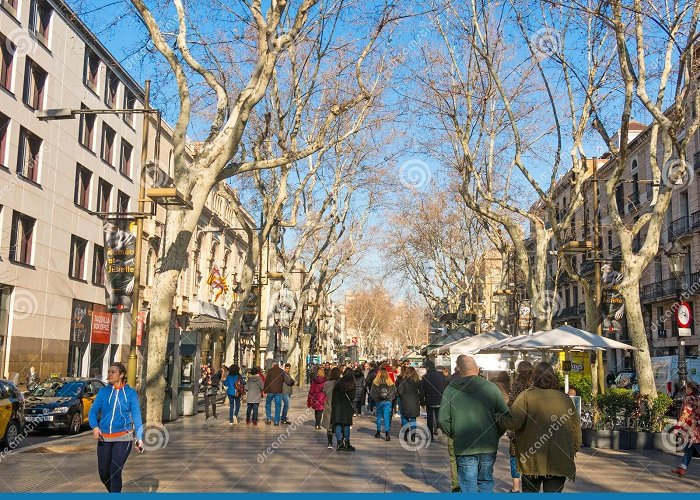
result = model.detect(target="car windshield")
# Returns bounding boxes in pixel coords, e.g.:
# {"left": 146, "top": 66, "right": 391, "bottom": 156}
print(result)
{"left": 29, "top": 382, "right": 63, "bottom": 397}
{"left": 55, "top": 381, "right": 84, "bottom": 397}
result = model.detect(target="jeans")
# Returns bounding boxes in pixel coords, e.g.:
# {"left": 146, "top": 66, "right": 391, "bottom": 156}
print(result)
{"left": 281, "top": 394, "right": 290, "bottom": 421}
{"left": 335, "top": 424, "right": 350, "bottom": 442}
{"left": 204, "top": 392, "right": 217, "bottom": 418}
{"left": 510, "top": 455, "right": 521, "bottom": 479}
{"left": 265, "top": 393, "right": 282, "bottom": 424}
{"left": 426, "top": 406, "right": 440, "bottom": 435}
{"left": 96, "top": 440, "right": 132, "bottom": 493}
{"left": 228, "top": 395, "right": 241, "bottom": 421}
{"left": 522, "top": 475, "right": 566, "bottom": 493}
{"left": 455, "top": 452, "right": 497, "bottom": 493}
{"left": 246, "top": 403, "right": 259, "bottom": 422}
{"left": 375, "top": 401, "right": 392, "bottom": 432}
{"left": 401, "top": 415, "right": 416, "bottom": 432}
{"left": 682, "top": 444, "right": 700, "bottom": 467}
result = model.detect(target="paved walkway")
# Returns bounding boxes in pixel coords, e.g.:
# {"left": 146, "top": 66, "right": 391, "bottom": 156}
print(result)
{"left": 0, "top": 388, "right": 699, "bottom": 492}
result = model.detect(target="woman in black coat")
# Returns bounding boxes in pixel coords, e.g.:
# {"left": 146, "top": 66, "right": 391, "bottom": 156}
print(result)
{"left": 398, "top": 366, "right": 421, "bottom": 442}
{"left": 353, "top": 368, "right": 366, "bottom": 415}
{"left": 332, "top": 368, "right": 357, "bottom": 451}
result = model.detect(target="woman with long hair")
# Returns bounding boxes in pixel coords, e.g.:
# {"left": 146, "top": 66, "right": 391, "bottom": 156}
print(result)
{"left": 370, "top": 367, "right": 397, "bottom": 441}
{"left": 321, "top": 368, "right": 341, "bottom": 449}
{"left": 506, "top": 360, "right": 534, "bottom": 492}
{"left": 223, "top": 365, "right": 244, "bottom": 425}
{"left": 307, "top": 368, "right": 327, "bottom": 429}
{"left": 398, "top": 366, "right": 421, "bottom": 442}
{"left": 88, "top": 362, "right": 144, "bottom": 493}
{"left": 500, "top": 362, "right": 581, "bottom": 493}
{"left": 332, "top": 368, "right": 357, "bottom": 451}
{"left": 672, "top": 381, "right": 700, "bottom": 477}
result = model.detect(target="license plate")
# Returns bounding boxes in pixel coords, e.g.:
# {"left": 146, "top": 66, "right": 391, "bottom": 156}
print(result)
{"left": 26, "top": 415, "right": 53, "bottom": 422}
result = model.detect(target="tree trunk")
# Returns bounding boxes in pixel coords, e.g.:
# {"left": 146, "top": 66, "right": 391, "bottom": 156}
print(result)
{"left": 619, "top": 275, "right": 657, "bottom": 397}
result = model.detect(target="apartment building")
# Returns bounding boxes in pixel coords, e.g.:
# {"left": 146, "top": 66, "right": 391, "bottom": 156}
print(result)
{"left": 0, "top": 0, "right": 254, "bottom": 383}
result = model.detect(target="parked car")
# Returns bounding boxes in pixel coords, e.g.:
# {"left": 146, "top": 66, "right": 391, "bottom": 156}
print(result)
{"left": 24, "top": 378, "right": 104, "bottom": 435}
{"left": 0, "top": 379, "right": 25, "bottom": 448}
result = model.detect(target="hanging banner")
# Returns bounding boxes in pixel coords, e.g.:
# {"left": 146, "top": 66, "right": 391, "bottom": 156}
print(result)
{"left": 136, "top": 310, "right": 148, "bottom": 346}
{"left": 70, "top": 300, "right": 92, "bottom": 344}
{"left": 91, "top": 304, "right": 112, "bottom": 344}
{"left": 601, "top": 262, "right": 625, "bottom": 320}
{"left": 103, "top": 219, "right": 137, "bottom": 313}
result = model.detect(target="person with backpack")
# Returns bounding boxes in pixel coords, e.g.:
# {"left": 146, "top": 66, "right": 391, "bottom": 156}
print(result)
{"left": 223, "top": 365, "right": 245, "bottom": 425}
{"left": 353, "top": 367, "right": 366, "bottom": 416}
{"left": 370, "top": 366, "right": 397, "bottom": 441}
{"left": 245, "top": 367, "right": 265, "bottom": 426}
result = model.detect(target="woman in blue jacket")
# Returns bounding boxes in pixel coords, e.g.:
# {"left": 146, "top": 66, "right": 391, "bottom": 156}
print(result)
{"left": 223, "top": 364, "right": 245, "bottom": 425}
{"left": 88, "top": 362, "right": 144, "bottom": 493}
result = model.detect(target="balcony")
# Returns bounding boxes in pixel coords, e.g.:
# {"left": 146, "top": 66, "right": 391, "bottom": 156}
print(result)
{"left": 640, "top": 278, "right": 677, "bottom": 303}
{"left": 668, "top": 216, "right": 690, "bottom": 241}
{"left": 691, "top": 211, "right": 700, "bottom": 231}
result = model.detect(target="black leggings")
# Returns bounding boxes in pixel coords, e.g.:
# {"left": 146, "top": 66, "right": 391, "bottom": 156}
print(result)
{"left": 97, "top": 440, "right": 132, "bottom": 493}
{"left": 315, "top": 410, "right": 322, "bottom": 426}
{"left": 522, "top": 475, "right": 566, "bottom": 493}
{"left": 327, "top": 431, "right": 334, "bottom": 445}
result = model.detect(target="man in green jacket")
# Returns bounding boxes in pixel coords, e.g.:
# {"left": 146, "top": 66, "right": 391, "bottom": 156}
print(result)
{"left": 438, "top": 355, "right": 508, "bottom": 493}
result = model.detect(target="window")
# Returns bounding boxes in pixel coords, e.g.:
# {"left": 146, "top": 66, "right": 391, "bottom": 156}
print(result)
{"left": 694, "top": 151, "right": 700, "bottom": 171}
{"left": 92, "top": 244, "right": 105, "bottom": 286}
{"left": 1, "top": 0, "right": 18, "bottom": 16}
{"left": 83, "top": 49, "right": 100, "bottom": 92}
{"left": 607, "top": 230, "right": 613, "bottom": 253}
{"left": 1, "top": 35, "right": 14, "bottom": 91}
{"left": 29, "top": 0, "right": 52, "bottom": 46}
{"left": 9, "top": 211, "right": 35, "bottom": 265}
{"left": 104, "top": 69, "right": 118, "bottom": 108}
{"left": 78, "top": 104, "right": 95, "bottom": 151}
{"left": 23, "top": 58, "right": 47, "bottom": 110}
{"left": 120, "top": 140, "right": 132, "bottom": 178}
{"left": 101, "top": 124, "right": 115, "bottom": 165}
{"left": 631, "top": 172, "right": 639, "bottom": 205}
{"left": 0, "top": 113, "right": 8, "bottom": 168}
{"left": 117, "top": 190, "right": 129, "bottom": 213}
{"left": 97, "top": 179, "right": 111, "bottom": 213}
{"left": 69, "top": 235, "right": 88, "bottom": 280}
{"left": 17, "top": 127, "right": 41, "bottom": 183}
{"left": 123, "top": 89, "right": 135, "bottom": 127}
{"left": 615, "top": 184, "right": 625, "bottom": 213}
{"left": 74, "top": 164, "right": 91, "bottom": 209}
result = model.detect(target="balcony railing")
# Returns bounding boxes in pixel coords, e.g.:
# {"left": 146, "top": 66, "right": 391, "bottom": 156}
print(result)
{"left": 640, "top": 278, "right": 677, "bottom": 303}
{"left": 555, "top": 304, "right": 582, "bottom": 320}
{"left": 669, "top": 216, "right": 690, "bottom": 241}
{"left": 580, "top": 260, "right": 595, "bottom": 276}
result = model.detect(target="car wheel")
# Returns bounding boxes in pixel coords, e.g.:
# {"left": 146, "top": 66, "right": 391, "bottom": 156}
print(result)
{"left": 3, "top": 420, "right": 19, "bottom": 448}
{"left": 67, "top": 413, "right": 82, "bottom": 435}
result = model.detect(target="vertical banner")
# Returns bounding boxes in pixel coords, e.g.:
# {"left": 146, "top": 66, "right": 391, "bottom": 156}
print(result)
{"left": 91, "top": 304, "right": 112, "bottom": 344}
{"left": 136, "top": 310, "right": 148, "bottom": 347}
{"left": 71, "top": 300, "right": 92, "bottom": 344}
{"left": 103, "top": 219, "right": 137, "bottom": 313}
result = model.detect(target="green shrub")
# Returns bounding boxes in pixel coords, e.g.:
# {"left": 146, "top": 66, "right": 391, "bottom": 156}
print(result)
{"left": 557, "top": 373, "right": 593, "bottom": 404}
{"left": 596, "top": 388, "right": 635, "bottom": 430}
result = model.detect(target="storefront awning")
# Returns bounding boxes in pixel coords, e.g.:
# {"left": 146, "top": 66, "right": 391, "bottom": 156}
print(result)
{"left": 189, "top": 300, "right": 228, "bottom": 330}
{"left": 189, "top": 315, "right": 227, "bottom": 330}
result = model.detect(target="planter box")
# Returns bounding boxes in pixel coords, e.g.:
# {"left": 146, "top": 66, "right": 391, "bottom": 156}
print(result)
{"left": 583, "top": 429, "right": 671, "bottom": 452}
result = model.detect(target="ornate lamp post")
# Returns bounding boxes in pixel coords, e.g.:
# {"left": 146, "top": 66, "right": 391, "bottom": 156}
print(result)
{"left": 667, "top": 239, "right": 688, "bottom": 388}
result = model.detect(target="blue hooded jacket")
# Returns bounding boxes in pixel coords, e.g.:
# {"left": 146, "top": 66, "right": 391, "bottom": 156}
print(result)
{"left": 223, "top": 374, "right": 244, "bottom": 397}
{"left": 88, "top": 383, "right": 144, "bottom": 440}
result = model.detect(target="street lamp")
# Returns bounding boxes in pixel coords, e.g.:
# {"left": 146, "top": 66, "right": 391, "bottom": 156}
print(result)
{"left": 37, "top": 80, "right": 192, "bottom": 387}
{"left": 667, "top": 239, "right": 688, "bottom": 387}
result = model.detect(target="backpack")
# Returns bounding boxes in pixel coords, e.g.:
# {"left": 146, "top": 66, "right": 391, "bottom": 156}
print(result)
{"left": 234, "top": 376, "right": 246, "bottom": 397}
{"left": 378, "top": 385, "right": 390, "bottom": 401}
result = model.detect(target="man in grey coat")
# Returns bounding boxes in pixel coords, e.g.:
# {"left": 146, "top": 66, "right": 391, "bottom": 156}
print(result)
{"left": 281, "top": 363, "right": 295, "bottom": 425}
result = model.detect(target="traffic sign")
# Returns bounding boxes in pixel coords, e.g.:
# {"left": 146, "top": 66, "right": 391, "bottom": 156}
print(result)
{"left": 676, "top": 301, "right": 692, "bottom": 336}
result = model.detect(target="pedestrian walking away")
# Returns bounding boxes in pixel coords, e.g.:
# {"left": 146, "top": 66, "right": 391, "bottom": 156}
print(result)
{"left": 88, "top": 362, "right": 144, "bottom": 493}
{"left": 245, "top": 368, "right": 265, "bottom": 425}
{"left": 263, "top": 362, "right": 286, "bottom": 425}
{"left": 332, "top": 368, "right": 357, "bottom": 451}
{"left": 322, "top": 368, "right": 341, "bottom": 449}
{"left": 499, "top": 362, "right": 581, "bottom": 493}
{"left": 370, "top": 366, "right": 397, "bottom": 441}
{"left": 421, "top": 360, "right": 448, "bottom": 441}
{"left": 308, "top": 368, "right": 327, "bottom": 429}
{"left": 223, "top": 364, "right": 245, "bottom": 425}
{"left": 438, "top": 355, "right": 508, "bottom": 494}
{"left": 506, "top": 360, "right": 533, "bottom": 493}
{"left": 200, "top": 365, "right": 219, "bottom": 419}
{"left": 672, "top": 381, "right": 700, "bottom": 477}
{"left": 366, "top": 362, "right": 378, "bottom": 414}
{"left": 353, "top": 367, "right": 366, "bottom": 415}
{"left": 398, "top": 366, "right": 421, "bottom": 442}
{"left": 281, "top": 363, "right": 295, "bottom": 424}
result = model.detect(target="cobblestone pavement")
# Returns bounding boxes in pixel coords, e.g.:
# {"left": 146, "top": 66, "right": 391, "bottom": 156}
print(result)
{"left": 0, "top": 389, "right": 699, "bottom": 492}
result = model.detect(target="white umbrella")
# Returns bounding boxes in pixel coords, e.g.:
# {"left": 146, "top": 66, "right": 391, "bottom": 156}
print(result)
{"left": 435, "top": 331, "right": 511, "bottom": 355}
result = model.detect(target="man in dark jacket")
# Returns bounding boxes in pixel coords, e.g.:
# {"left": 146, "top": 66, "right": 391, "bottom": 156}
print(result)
{"left": 281, "top": 363, "right": 295, "bottom": 425}
{"left": 421, "top": 360, "right": 447, "bottom": 439}
{"left": 263, "top": 362, "right": 286, "bottom": 425}
{"left": 439, "top": 355, "right": 508, "bottom": 494}
{"left": 365, "top": 362, "right": 378, "bottom": 414}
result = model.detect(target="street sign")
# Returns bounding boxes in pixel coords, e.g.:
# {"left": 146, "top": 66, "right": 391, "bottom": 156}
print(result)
{"left": 677, "top": 301, "right": 692, "bottom": 337}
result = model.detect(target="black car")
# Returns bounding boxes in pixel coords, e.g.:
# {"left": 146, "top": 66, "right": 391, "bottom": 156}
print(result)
{"left": 24, "top": 378, "right": 105, "bottom": 435}
{"left": 0, "top": 379, "right": 25, "bottom": 448}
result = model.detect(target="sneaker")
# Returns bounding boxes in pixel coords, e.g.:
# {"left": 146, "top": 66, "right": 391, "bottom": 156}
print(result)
{"left": 205, "top": 416, "right": 210, "bottom": 420}
{"left": 229, "top": 420, "right": 234, "bottom": 425}
{"left": 672, "top": 466, "right": 687, "bottom": 477}
{"left": 233, "top": 416, "right": 238, "bottom": 426}
{"left": 282, "top": 420, "right": 291, "bottom": 425}
{"left": 327, "top": 443, "right": 333, "bottom": 449}
{"left": 274, "top": 423, "right": 280, "bottom": 426}
{"left": 385, "top": 432, "right": 391, "bottom": 441}
{"left": 337, "top": 441, "right": 347, "bottom": 451}
{"left": 375, "top": 431, "right": 381, "bottom": 438}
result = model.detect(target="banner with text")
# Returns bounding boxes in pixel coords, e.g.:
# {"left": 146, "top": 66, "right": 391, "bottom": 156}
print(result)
{"left": 103, "top": 219, "right": 137, "bottom": 313}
